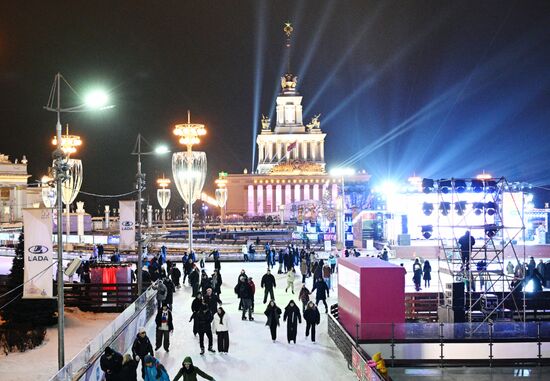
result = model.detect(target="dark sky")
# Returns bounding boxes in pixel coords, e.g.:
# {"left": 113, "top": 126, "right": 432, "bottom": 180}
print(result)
{"left": 1, "top": 0, "right": 550, "bottom": 214}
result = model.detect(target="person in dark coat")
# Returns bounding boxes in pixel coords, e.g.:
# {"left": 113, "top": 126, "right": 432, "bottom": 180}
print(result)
{"left": 100, "top": 346, "right": 123, "bottom": 381}
{"left": 311, "top": 278, "right": 330, "bottom": 313}
{"left": 234, "top": 275, "right": 254, "bottom": 320}
{"left": 298, "top": 283, "right": 310, "bottom": 312}
{"left": 155, "top": 304, "right": 174, "bottom": 352}
{"left": 119, "top": 353, "right": 138, "bottom": 381}
{"left": 193, "top": 301, "right": 215, "bottom": 355}
{"left": 211, "top": 269, "right": 223, "bottom": 297}
{"left": 413, "top": 258, "right": 422, "bottom": 291}
{"left": 264, "top": 300, "right": 282, "bottom": 342}
{"left": 200, "top": 273, "right": 212, "bottom": 295}
{"left": 170, "top": 264, "right": 182, "bottom": 289}
{"left": 183, "top": 257, "right": 193, "bottom": 285}
{"left": 189, "top": 267, "right": 201, "bottom": 297}
{"left": 423, "top": 260, "right": 432, "bottom": 288}
{"left": 173, "top": 356, "right": 215, "bottom": 381}
{"left": 132, "top": 327, "right": 154, "bottom": 378}
{"left": 303, "top": 301, "right": 321, "bottom": 342}
{"left": 163, "top": 277, "right": 176, "bottom": 308}
{"left": 283, "top": 300, "right": 302, "bottom": 344}
{"left": 203, "top": 288, "right": 221, "bottom": 316}
{"left": 458, "top": 230, "right": 475, "bottom": 269}
{"left": 261, "top": 269, "right": 276, "bottom": 303}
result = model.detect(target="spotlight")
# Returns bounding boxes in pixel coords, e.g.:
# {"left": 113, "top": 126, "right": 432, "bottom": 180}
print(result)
{"left": 485, "top": 201, "right": 497, "bottom": 216}
{"left": 421, "top": 225, "right": 433, "bottom": 239}
{"left": 439, "top": 202, "right": 451, "bottom": 216}
{"left": 484, "top": 224, "right": 498, "bottom": 238}
{"left": 473, "top": 202, "right": 484, "bottom": 216}
{"left": 471, "top": 180, "right": 483, "bottom": 193}
{"left": 454, "top": 179, "right": 466, "bottom": 193}
{"left": 455, "top": 201, "right": 467, "bottom": 215}
{"left": 439, "top": 180, "right": 452, "bottom": 194}
{"left": 422, "top": 202, "right": 434, "bottom": 216}
{"left": 422, "top": 178, "right": 434, "bottom": 194}
{"left": 485, "top": 180, "right": 497, "bottom": 193}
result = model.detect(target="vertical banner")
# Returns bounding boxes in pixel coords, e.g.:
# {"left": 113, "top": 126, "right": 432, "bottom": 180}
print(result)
{"left": 119, "top": 200, "right": 136, "bottom": 251}
{"left": 23, "top": 208, "right": 53, "bottom": 299}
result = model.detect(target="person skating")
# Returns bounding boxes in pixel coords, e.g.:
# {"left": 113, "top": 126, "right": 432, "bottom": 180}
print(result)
{"left": 155, "top": 304, "right": 174, "bottom": 352}
{"left": 211, "top": 269, "right": 223, "bottom": 297}
{"left": 203, "top": 287, "right": 221, "bottom": 316}
{"left": 322, "top": 261, "right": 332, "bottom": 290}
{"left": 248, "top": 276, "right": 256, "bottom": 313}
{"left": 311, "top": 277, "right": 330, "bottom": 313}
{"left": 170, "top": 263, "right": 182, "bottom": 289}
{"left": 423, "top": 260, "right": 432, "bottom": 288}
{"left": 195, "top": 301, "right": 215, "bottom": 355}
{"left": 131, "top": 326, "right": 154, "bottom": 378}
{"left": 212, "top": 306, "right": 230, "bottom": 354}
{"left": 264, "top": 300, "right": 282, "bottom": 342}
{"left": 189, "top": 266, "right": 201, "bottom": 297}
{"left": 143, "top": 355, "right": 170, "bottom": 381}
{"left": 303, "top": 301, "right": 321, "bottom": 342}
{"left": 153, "top": 279, "right": 168, "bottom": 308}
{"left": 285, "top": 267, "right": 296, "bottom": 294}
{"left": 283, "top": 300, "right": 302, "bottom": 344}
{"left": 261, "top": 268, "right": 276, "bottom": 303}
{"left": 163, "top": 276, "right": 176, "bottom": 309}
{"left": 100, "top": 346, "right": 123, "bottom": 381}
{"left": 183, "top": 257, "right": 193, "bottom": 285}
{"left": 119, "top": 353, "right": 138, "bottom": 381}
{"left": 172, "top": 356, "right": 216, "bottom": 381}
{"left": 298, "top": 283, "right": 310, "bottom": 312}
{"left": 234, "top": 275, "right": 254, "bottom": 321}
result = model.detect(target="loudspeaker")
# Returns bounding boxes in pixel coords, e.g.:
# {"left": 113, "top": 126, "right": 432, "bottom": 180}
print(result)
{"left": 438, "top": 305, "right": 465, "bottom": 323}
{"left": 445, "top": 282, "right": 464, "bottom": 296}
{"left": 398, "top": 234, "right": 410, "bottom": 246}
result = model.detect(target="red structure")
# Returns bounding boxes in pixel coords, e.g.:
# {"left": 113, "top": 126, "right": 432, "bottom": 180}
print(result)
{"left": 338, "top": 257, "right": 405, "bottom": 340}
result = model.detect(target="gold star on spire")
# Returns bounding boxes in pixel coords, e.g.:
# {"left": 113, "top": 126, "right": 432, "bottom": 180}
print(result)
{"left": 284, "top": 22, "right": 293, "bottom": 37}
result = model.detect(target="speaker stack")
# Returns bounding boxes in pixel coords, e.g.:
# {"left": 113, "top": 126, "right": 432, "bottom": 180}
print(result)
{"left": 438, "top": 282, "right": 466, "bottom": 323}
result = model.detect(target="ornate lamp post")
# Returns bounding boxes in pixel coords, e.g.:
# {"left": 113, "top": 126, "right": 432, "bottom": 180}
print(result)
{"left": 215, "top": 172, "right": 228, "bottom": 226}
{"left": 157, "top": 176, "right": 171, "bottom": 229}
{"left": 172, "top": 111, "right": 207, "bottom": 255}
{"left": 41, "top": 175, "right": 57, "bottom": 208}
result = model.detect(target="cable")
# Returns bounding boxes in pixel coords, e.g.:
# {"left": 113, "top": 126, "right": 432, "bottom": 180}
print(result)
{"left": 0, "top": 291, "right": 23, "bottom": 311}
{"left": 0, "top": 260, "right": 59, "bottom": 301}
{"left": 78, "top": 189, "right": 139, "bottom": 198}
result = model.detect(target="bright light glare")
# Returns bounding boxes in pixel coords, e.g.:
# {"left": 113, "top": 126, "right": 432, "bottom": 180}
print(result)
{"left": 155, "top": 145, "right": 170, "bottom": 154}
{"left": 524, "top": 279, "right": 534, "bottom": 293}
{"left": 329, "top": 167, "right": 355, "bottom": 177}
{"left": 380, "top": 181, "right": 398, "bottom": 196}
{"left": 84, "top": 90, "right": 109, "bottom": 109}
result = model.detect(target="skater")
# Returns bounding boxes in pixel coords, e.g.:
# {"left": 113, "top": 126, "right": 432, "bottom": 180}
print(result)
{"left": 195, "top": 301, "right": 215, "bottom": 355}
{"left": 183, "top": 257, "right": 193, "bottom": 285}
{"left": 311, "top": 278, "right": 329, "bottom": 313}
{"left": 131, "top": 327, "right": 154, "bottom": 378}
{"left": 100, "top": 346, "right": 122, "bottom": 381}
{"left": 285, "top": 267, "right": 296, "bottom": 294}
{"left": 189, "top": 267, "right": 201, "bottom": 297}
{"left": 413, "top": 258, "right": 422, "bottom": 291}
{"left": 142, "top": 355, "right": 170, "bottom": 381}
{"left": 322, "top": 261, "right": 332, "bottom": 290}
{"left": 203, "top": 287, "right": 221, "bottom": 316}
{"left": 283, "top": 300, "right": 302, "bottom": 344}
{"left": 264, "top": 300, "right": 282, "bottom": 342}
{"left": 328, "top": 254, "right": 337, "bottom": 274}
{"left": 423, "top": 260, "right": 432, "bottom": 288}
{"left": 248, "top": 276, "right": 256, "bottom": 313}
{"left": 234, "top": 275, "right": 254, "bottom": 321}
{"left": 153, "top": 279, "right": 167, "bottom": 308}
{"left": 170, "top": 263, "right": 182, "bottom": 289}
{"left": 277, "top": 249, "right": 284, "bottom": 274}
{"left": 300, "top": 258, "right": 308, "bottom": 283}
{"left": 212, "top": 307, "right": 230, "bottom": 354}
{"left": 298, "top": 283, "right": 310, "bottom": 313}
{"left": 261, "top": 268, "right": 276, "bottom": 303}
{"left": 155, "top": 304, "right": 173, "bottom": 352}
{"left": 303, "top": 301, "right": 321, "bottom": 342}
{"left": 163, "top": 276, "right": 175, "bottom": 309}
{"left": 211, "top": 269, "right": 223, "bottom": 297}
{"left": 119, "top": 354, "right": 138, "bottom": 381}
{"left": 173, "top": 356, "right": 215, "bottom": 381}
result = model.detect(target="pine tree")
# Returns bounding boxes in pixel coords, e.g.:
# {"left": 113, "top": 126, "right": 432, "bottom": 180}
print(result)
{"left": 1, "top": 233, "right": 57, "bottom": 326}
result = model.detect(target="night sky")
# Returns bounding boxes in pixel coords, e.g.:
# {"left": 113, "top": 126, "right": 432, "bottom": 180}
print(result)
{"left": 1, "top": 0, "right": 549, "bottom": 214}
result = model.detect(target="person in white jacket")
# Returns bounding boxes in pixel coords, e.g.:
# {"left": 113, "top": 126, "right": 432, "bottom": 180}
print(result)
{"left": 212, "top": 307, "right": 230, "bottom": 354}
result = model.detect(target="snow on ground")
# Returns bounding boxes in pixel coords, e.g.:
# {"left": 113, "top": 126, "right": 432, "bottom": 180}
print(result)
{"left": 144, "top": 261, "right": 355, "bottom": 381}
{"left": 0, "top": 308, "right": 118, "bottom": 381}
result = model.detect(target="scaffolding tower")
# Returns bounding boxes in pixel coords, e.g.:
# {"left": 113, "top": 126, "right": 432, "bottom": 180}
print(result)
{"left": 433, "top": 177, "right": 526, "bottom": 324}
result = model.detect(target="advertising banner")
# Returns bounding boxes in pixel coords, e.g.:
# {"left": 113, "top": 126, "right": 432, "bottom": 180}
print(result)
{"left": 119, "top": 200, "right": 136, "bottom": 251}
{"left": 23, "top": 208, "right": 53, "bottom": 299}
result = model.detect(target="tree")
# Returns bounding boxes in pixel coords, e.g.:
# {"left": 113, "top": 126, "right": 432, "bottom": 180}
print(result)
{"left": 1, "top": 233, "right": 57, "bottom": 326}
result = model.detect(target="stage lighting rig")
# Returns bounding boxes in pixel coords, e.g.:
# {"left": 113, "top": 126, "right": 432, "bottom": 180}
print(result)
{"left": 422, "top": 202, "right": 434, "bottom": 216}
{"left": 455, "top": 201, "right": 467, "bottom": 216}
{"left": 439, "top": 202, "right": 451, "bottom": 216}
{"left": 471, "top": 180, "right": 484, "bottom": 193}
{"left": 439, "top": 180, "right": 452, "bottom": 194}
{"left": 473, "top": 202, "right": 484, "bottom": 216}
{"left": 484, "top": 224, "right": 498, "bottom": 238}
{"left": 421, "top": 225, "right": 433, "bottom": 239}
{"left": 485, "top": 201, "right": 497, "bottom": 216}
{"left": 422, "top": 178, "right": 434, "bottom": 194}
{"left": 454, "top": 179, "right": 466, "bottom": 193}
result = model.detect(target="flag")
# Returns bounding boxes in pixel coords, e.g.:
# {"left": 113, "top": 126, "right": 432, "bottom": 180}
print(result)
{"left": 23, "top": 208, "right": 53, "bottom": 299}
{"left": 119, "top": 200, "right": 136, "bottom": 251}
{"left": 287, "top": 141, "right": 297, "bottom": 152}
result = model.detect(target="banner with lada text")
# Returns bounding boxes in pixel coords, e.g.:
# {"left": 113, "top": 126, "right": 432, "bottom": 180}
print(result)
{"left": 23, "top": 208, "right": 53, "bottom": 299}
{"left": 119, "top": 200, "right": 136, "bottom": 251}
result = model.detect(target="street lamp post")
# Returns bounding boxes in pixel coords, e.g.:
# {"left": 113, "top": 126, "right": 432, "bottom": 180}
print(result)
{"left": 172, "top": 111, "right": 207, "bottom": 255}
{"left": 157, "top": 176, "right": 171, "bottom": 229}
{"left": 329, "top": 168, "right": 355, "bottom": 250}
{"left": 132, "top": 134, "right": 169, "bottom": 296}
{"left": 215, "top": 172, "right": 228, "bottom": 226}
{"left": 44, "top": 73, "right": 110, "bottom": 369}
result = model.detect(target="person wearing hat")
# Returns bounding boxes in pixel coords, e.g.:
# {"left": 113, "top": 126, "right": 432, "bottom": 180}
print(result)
{"left": 143, "top": 355, "right": 170, "bottom": 381}
{"left": 173, "top": 356, "right": 215, "bottom": 381}
{"left": 100, "top": 346, "right": 123, "bottom": 381}
{"left": 132, "top": 327, "right": 154, "bottom": 378}
{"left": 155, "top": 304, "right": 174, "bottom": 352}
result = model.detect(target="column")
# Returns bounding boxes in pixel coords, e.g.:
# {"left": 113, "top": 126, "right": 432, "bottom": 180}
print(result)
{"left": 296, "top": 104, "right": 303, "bottom": 125}
{"left": 247, "top": 185, "right": 255, "bottom": 215}
{"left": 311, "top": 142, "right": 316, "bottom": 161}
{"left": 266, "top": 184, "right": 273, "bottom": 213}
{"left": 301, "top": 142, "right": 307, "bottom": 160}
{"left": 104, "top": 205, "right": 110, "bottom": 229}
{"left": 257, "top": 185, "right": 264, "bottom": 215}
{"left": 275, "top": 185, "right": 282, "bottom": 209}
{"left": 277, "top": 142, "right": 282, "bottom": 161}
{"left": 331, "top": 183, "right": 338, "bottom": 205}
{"left": 285, "top": 184, "right": 292, "bottom": 205}
{"left": 312, "top": 184, "right": 320, "bottom": 201}
{"left": 294, "top": 184, "right": 301, "bottom": 202}
{"left": 303, "top": 184, "right": 310, "bottom": 200}
{"left": 258, "top": 143, "right": 264, "bottom": 163}
{"left": 268, "top": 143, "right": 274, "bottom": 163}
{"left": 320, "top": 141, "right": 325, "bottom": 161}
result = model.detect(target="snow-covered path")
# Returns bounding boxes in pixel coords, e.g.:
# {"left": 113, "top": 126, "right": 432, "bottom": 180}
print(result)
{"left": 150, "top": 261, "right": 355, "bottom": 381}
